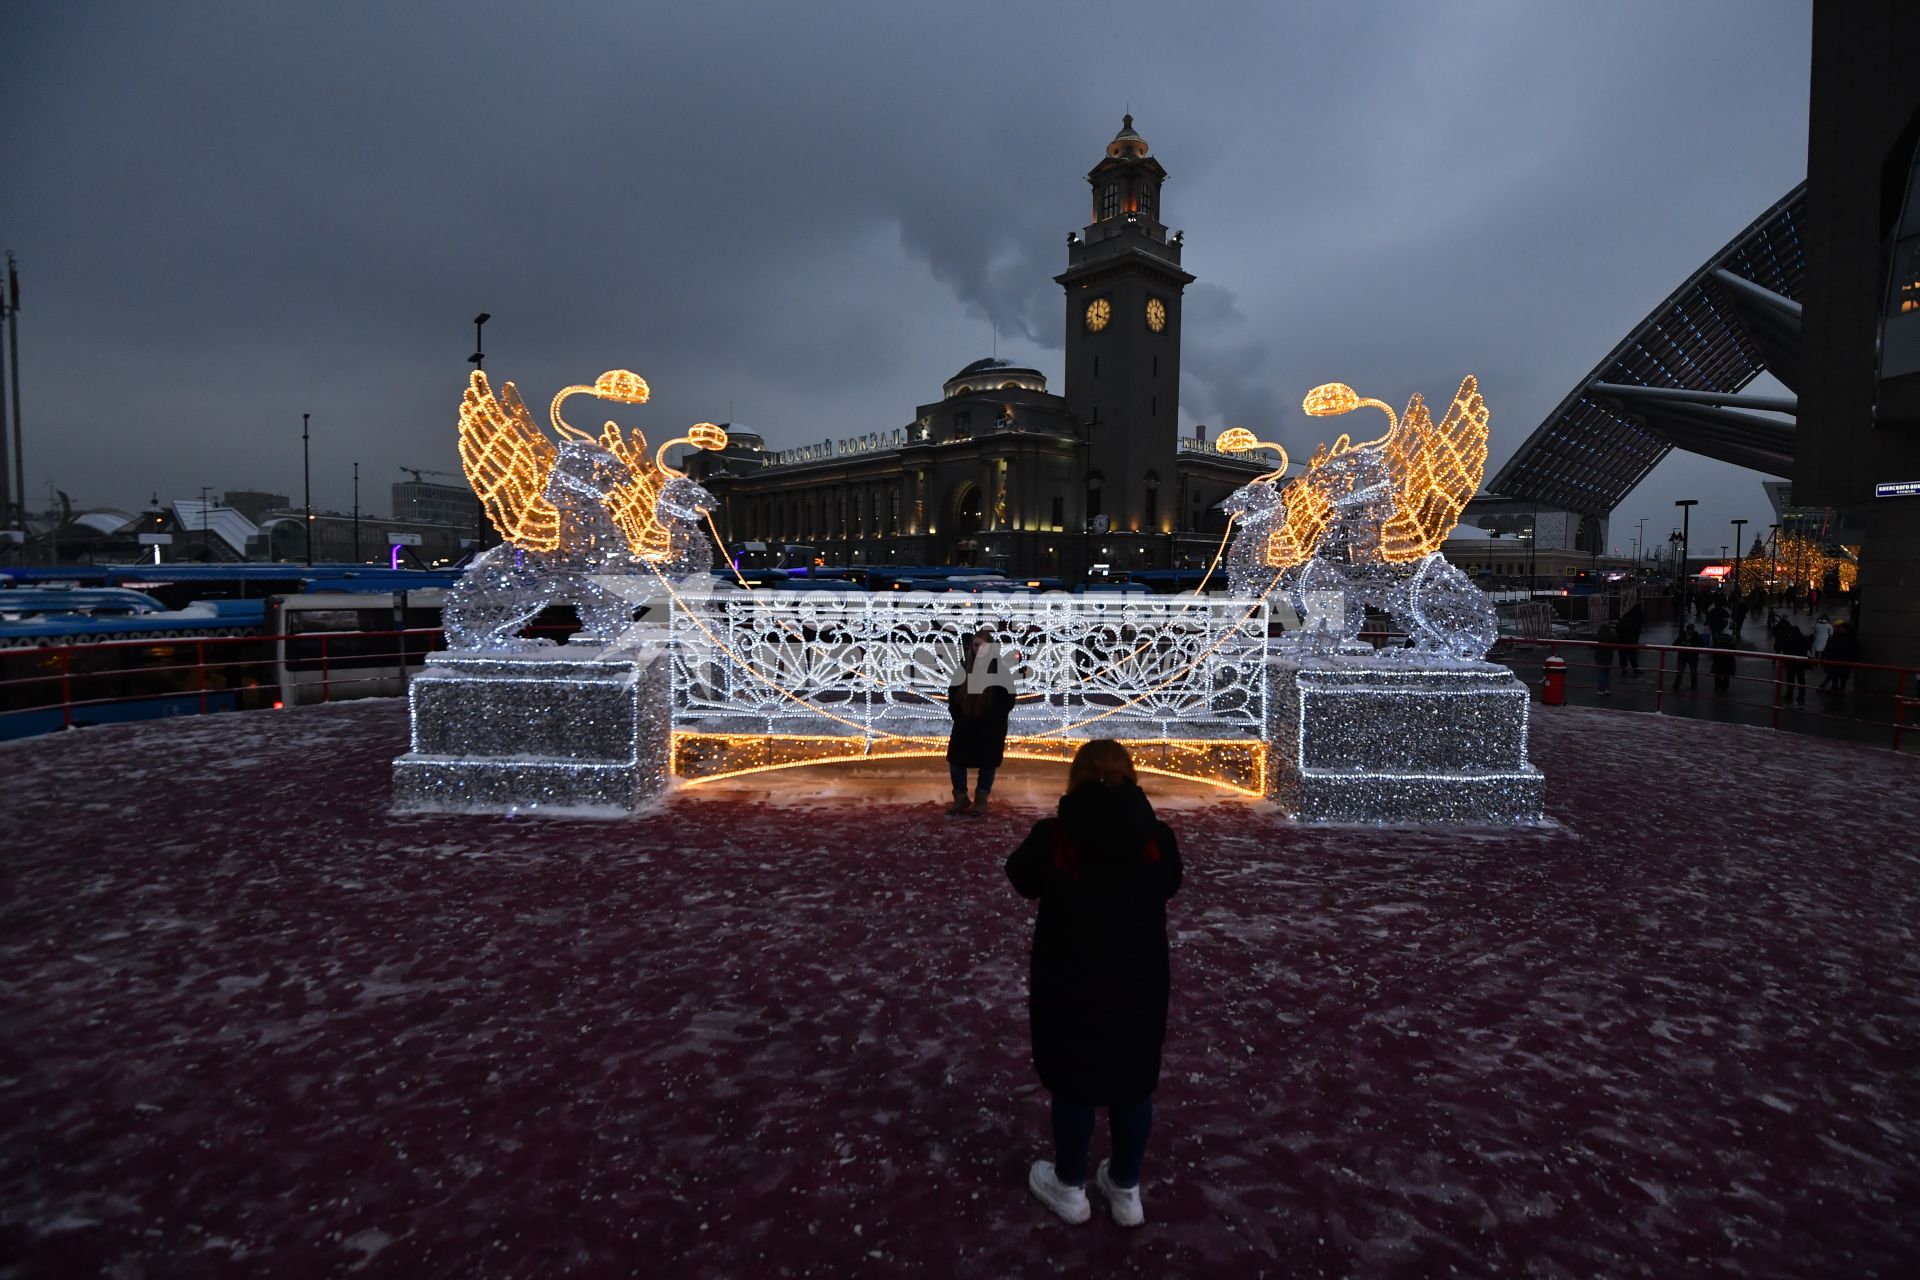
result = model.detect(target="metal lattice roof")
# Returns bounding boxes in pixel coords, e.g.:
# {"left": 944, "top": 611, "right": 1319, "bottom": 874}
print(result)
{"left": 1488, "top": 182, "right": 1806, "bottom": 516}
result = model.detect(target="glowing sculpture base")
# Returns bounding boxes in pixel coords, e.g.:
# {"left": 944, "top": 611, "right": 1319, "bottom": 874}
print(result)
{"left": 392, "top": 650, "right": 670, "bottom": 817}
{"left": 672, "top": 731, "right": 1267, "bottom": 796}
{"left": 1266, "top": 656, "right": 1545, "bottom": 825}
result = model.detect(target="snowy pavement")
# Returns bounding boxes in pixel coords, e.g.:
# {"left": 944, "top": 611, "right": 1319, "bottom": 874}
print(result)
{"left": 2, "top": 701, "right": 1917, "bottom": 1277}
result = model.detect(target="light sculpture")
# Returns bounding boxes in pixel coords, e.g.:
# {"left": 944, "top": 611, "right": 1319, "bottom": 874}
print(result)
{"left": 443, "top": 368, "right": 728, "bottom": 651}
{"left": 1221, "top": 375, "right": 1496, "bottom": 661}
{"left": 405, "top": 352, "right": 1538, "bottom": 822}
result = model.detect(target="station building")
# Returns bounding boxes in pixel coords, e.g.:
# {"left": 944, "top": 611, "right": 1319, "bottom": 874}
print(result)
{"left": 687, "top": 117, "right": 1272, "bottom": 578}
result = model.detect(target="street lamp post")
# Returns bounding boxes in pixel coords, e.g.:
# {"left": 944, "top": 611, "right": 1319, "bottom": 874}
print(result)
{"left": 1528, "top": 506, "right": 1538, "bottom": 596}
{"left": 469, "top": 313, "right": 490, "bottom": 551}
{"left": 1730, "top": 518, "right": 1747, "bottom": 594}
{"left": 1633, "top": 517, "right": 1648, "bottom": 573}
{"left": 1675, "top": 499, "right": 1697, "bottom": 616}
{"left": 1767, "top": 522, "right": 1780, "bottom": 622}
{"left": 302, "top": 412, "right": 313, "bottom": 566}
{"left": 352, "top": 461, "right": 361, "bottom": 563}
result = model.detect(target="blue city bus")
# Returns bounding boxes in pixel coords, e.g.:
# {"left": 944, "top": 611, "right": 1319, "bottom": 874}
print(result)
{"left": 0, "top": 564, "right": 464, "bottom": 739}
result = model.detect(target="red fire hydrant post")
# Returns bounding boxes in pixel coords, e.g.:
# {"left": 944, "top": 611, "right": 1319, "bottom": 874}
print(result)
{"left": 1542, "top": 655, "right": 1568, "bottom": 706}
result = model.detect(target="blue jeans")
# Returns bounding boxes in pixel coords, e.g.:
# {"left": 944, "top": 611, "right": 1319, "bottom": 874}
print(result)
{"left": 1051, "top": 1094, "right": 1152, "bottom": 1189}
{"left": 949, "top": 762, "right": 995, "bottom": 797}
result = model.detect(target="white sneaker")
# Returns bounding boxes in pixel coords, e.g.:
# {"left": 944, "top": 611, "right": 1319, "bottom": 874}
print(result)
{"left": 1027, "top": 1160, "right": 1090, "bottom": 1224}
{"left": 1095, "top": 1159, "right": 1145, "bottom": 1227}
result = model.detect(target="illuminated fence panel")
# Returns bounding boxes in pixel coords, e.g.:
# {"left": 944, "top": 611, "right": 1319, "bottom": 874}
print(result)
{"left": 668, "top": 591, "right": 1269, "bottom": 743}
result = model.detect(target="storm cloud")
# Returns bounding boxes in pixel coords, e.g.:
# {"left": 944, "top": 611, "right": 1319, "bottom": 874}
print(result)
{"left": 3, "top": 0, "right": 1809, "bottom": 552}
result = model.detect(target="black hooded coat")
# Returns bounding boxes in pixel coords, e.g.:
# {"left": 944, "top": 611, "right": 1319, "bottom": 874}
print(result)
{"left": 947, "top": 667, "right": 1015, "bottom": 769}
{"left": 1004, "top": 783, "right": 1183, "bottom": 1104}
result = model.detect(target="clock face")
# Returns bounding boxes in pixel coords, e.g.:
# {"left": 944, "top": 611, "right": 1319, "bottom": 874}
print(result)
{"left": 1085, "top": 298, "right": 1111, "bottom": 332}
{"left": 1146, "top": 298, "right": 1166, "bottom": 332}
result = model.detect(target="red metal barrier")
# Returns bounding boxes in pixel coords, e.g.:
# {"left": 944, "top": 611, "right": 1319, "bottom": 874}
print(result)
{"left": 5, "top": 625, "right": 1918, "bottom": 752}
{"left": 1502, "top": 635, "right": 1918, "bottom": 752}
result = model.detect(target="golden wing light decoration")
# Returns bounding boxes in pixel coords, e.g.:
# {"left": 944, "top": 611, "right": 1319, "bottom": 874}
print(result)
{"left": 459, "top": 370, "right": 560, "bottom": 552}
{"left": 1380, "top": 375, "right": 1488, "bottom": 563}
{"left": 1266, "top": 474, "right": 1334, "bottom": 570}
{"left": 602, "top": 422, "right": 669, "bottom": 562}
{"left": 603, "top": 420, "right": 730, "bottom": 561}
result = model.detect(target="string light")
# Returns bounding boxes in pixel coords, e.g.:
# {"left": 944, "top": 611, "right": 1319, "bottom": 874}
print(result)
{"left": 445, "top": 367, "right": 726, "bottom": 651}
{"left": 394, "top": 650, "right": 673, "bottom": 814}
{"left": 1267, "top": 656, "right": 1543, "bottom": 823}
{"left": 460, "top": 372, "right": 560, "bottom": 552}
{"left": 1222, "top": 375, "right": 1496, "bottom": 661}
{"left": 673, "top": 733, "right": 1267, "bottom": 796}
{"left": 1737, "top": 533, "right": 1858, "bottom": 594}
{"left": 1379, "top": 377, "right": 1488, "bottom": 563}
{"left": 415, "top": 360, "right": 1538, "bottom": 824}
{"left": 665, "top": 588, "right": 1273, "bottom": 744}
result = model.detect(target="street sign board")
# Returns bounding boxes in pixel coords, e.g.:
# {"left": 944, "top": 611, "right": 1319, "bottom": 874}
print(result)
{"left": 1874, "top": 480, "right": 1920, "bottom": 499}
{"left": 137, "top": 533, "right": 173, "bottom": 545}
{"left": 387, "top": 532, "right": 423, "bottom": 546}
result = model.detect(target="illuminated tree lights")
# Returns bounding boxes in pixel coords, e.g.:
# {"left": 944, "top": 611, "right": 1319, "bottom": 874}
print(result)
{"left": 1734, "top": 535, "right": 1858, "bottom": 593}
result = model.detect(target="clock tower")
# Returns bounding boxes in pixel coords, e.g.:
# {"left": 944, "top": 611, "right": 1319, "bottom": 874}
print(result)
{"left": 1057, "top": 115, "right": 1195, "bottom": 544}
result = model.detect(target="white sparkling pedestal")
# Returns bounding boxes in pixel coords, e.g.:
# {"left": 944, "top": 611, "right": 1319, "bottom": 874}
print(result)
{"left": 1266, "top": 655, "right": 1545, "bottom": 824}
{"left": 391, "top": 647, "right": 670, "bottom": 816}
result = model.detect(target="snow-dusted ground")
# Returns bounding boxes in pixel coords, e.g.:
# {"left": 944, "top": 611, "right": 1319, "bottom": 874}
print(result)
{"left": 1, "top": 702, "right": 1916, "bottom": 1278}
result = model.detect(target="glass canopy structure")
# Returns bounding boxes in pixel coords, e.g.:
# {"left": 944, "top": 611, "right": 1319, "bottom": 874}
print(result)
{"left": 1489, "top": 183, "right": 1807, "bottom": 516}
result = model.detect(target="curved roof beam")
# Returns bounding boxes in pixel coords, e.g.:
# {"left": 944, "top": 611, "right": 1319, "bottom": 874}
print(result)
{"left": 1489, "top": 182, "right": 1806, "bottom": 515}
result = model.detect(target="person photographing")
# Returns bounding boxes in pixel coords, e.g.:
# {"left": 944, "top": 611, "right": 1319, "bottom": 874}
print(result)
{"left": 947, "top": 628, "right": 1015, "bottom": 816}
{"left": 1006, "top": 740, "right": 1184, "bottom": 1227}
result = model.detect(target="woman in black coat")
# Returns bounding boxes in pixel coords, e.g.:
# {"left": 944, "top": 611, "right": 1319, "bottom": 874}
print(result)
{"left": 1005, "top": 739, "right": 1183, "bottom": 1228}
{"left": 947, "top": 629, "right": 1015, "bottom": 817}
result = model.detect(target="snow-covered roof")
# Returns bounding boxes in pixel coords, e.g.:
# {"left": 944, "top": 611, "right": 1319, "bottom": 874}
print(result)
{"left": 170, "top": 500, "right": 260, "bottom": 557}
{"left": 73, "top": 510, "right": 134, "bottom": 535}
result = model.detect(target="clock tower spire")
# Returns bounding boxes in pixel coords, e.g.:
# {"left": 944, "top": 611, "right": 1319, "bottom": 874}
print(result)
{"left": 1057, "top": 115, "right": 1195, "bottom": 543}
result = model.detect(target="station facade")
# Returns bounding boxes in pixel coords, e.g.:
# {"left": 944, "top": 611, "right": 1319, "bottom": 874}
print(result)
{"left": 687, "top": 117, "right": 1270, "bottom": 578}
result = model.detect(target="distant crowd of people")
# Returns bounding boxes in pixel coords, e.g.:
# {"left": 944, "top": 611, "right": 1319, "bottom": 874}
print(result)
{"left": 1589, "top": 583, "right": 1860, "bottom": 701}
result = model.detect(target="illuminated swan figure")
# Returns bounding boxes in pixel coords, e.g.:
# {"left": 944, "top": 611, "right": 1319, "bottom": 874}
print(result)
{"left": 442, "top": 369, "right": 728, "bottom": 652}
{"left": 1221, "top": 376, "right": 1497, "bottom": 660}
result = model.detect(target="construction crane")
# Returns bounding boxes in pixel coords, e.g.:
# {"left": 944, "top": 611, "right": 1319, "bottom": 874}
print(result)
{"left": 399, "top": 466, "right": 464, "bottom": 485}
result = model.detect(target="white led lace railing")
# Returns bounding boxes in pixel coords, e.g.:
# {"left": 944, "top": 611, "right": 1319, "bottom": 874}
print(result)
{"left": 667, "top": 591, "right": 1270, "bottom": 743}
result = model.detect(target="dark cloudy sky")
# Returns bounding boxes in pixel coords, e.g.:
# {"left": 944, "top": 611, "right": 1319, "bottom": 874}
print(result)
{"left": 5, "top": 1, "right": 1808, "bottom": 557}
